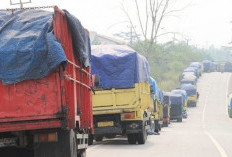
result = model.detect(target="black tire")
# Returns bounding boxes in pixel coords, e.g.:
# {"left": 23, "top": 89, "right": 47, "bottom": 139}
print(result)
{"left": 162, "top": 122, "right": 168, "bottom": 127}
{"left": 137, "top": 123, "right": 147, "bottom": 145}
{"left": 88, "top": 134, "right": 93, "bottom": 145}
{"left": 177, "top": 118, "right": 182, "bottom": 122}
{"left": 154, "top": 120, "right": 159, "bottom": 133}
{"left": 127, "top": 134, "right": 136, "bottom": 144}
{"left": 78, "top": 149, "right": 86, "bottom": 157}
{"left": 95, "top": 136, "right": 103, "bottom": 142}
{"left": 34, "top": 130, "right": 77, "bottom": 157}
{"left": 193, "top": 102, "right": 197, "bottom": 107}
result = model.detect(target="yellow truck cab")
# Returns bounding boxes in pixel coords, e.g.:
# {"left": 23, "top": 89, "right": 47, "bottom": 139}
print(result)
{"left": 90, "top": 45, "right": 153, "bottom": 144}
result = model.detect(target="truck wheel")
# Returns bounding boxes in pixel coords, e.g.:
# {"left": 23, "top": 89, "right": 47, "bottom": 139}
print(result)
{"left": 78, "top": 149, "right": 86, "bottom": 157}
{"left": 127, "top": 134, "right": 136, "bottom": 144}
{"left": 177, "top": 118, "right": 182, "bottom": 122}
{"left": 162, "top": 122, "right": 168, "bottom": 127}
{"left": 34, "top": 130, "right": 77, "bottom": 157}
{"left": 88, "top": 134, "right": 93, "bottom": 145}
{"left": 154, "top": 120, "right": 159, "bottom": 133}
{"left": 95, "top": 136, "right": 103, "bottom": 142}
{"left": 137, "top": 123, "right": 147, "bottom": 144}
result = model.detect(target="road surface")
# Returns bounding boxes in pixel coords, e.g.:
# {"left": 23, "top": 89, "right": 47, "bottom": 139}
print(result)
{"left": 87, "top": 72, "right": 232, "bottom": 157}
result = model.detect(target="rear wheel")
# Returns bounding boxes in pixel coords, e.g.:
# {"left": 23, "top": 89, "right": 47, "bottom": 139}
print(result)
{"left": 162, "top": 122, "right": 168, "bottom": 127}
{"left": 193, "top": 102, "right": 197, "bottom": 107}
{"left": 95, "top": 136, "right": 103, "bottom": 142}
{"left": 88, "top": 134, "right": 93, "bottom": 145}
{"left": 78, "top": 149, "right": 86, "bottom": 157}
{"left": 127, "top": 134, "right": 136, "bottom": 144}
{"left": 154, "top": 120, "right": 159, "bottom": 133}
{"left": 177, "top": 118, "right": 182, "bottom": 122}
{"left": 137, "top": 123, "right": 147, "bottom": 144}
{"left": 34, "top": 130, "right": 77, "bottom": 157}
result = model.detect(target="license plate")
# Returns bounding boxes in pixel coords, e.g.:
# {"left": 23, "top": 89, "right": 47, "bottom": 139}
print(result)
{"left": 97, "top": 121, "right": 114, "bottom": 127}
{"left": 0, "top": 138, "right": 17, "bottom": 148}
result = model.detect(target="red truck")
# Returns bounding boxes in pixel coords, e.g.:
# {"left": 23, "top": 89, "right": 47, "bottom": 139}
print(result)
{"left": 0, "top": 7, "right": 92, "bottom": 157}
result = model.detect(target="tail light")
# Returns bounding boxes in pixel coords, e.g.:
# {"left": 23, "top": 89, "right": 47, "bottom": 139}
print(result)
{"left": 122, "top": 112, "right": 136, "bottom": 119}
{"left": 34, "top": 132, "right": 58, "bottom": 143}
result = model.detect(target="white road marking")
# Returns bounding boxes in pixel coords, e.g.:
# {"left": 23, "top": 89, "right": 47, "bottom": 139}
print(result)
{"left": 204, "top": 131, "right": 228, "bottom": 157}
{"left": 202, "top": 73, "right": 228, "bottom": 157}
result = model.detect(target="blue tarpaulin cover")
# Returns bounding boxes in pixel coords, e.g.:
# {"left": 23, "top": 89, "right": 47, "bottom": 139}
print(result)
{"left": 0, "top": 10, "right": 66, "bottom": 84}
{"left": 203, "top": 60, "right": 211, "bottom": 70}
{"left": 170, "top": 94, "right": 183, "bottom": 105}
{"left": 184, "top": 67, "right": 197, "bottom": 76}
{"left": 91, "top": 45, "right": 150, "bottom": 89}
{"left": 63, "top": 10, "right": 91, "bottom": 67}
{"left": 149, "top": 77, "right": 158, "bottom": 96}
{"left": 157, "top": 88, "right": 164, "bottom": 103}
{"left": 181, "top": 83, "right": 197, "bottom": 96}
{"left": 190, "top": 62, "right": 201, "bottom": 69}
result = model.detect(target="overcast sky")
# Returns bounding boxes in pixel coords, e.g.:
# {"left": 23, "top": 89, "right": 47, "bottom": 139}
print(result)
{"left": 1, "top": 0, "right": 232, "bottom": 48}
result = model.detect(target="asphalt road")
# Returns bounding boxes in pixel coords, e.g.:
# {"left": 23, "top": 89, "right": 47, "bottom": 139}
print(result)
{"left": 87, "top": 72, "right": 232, "bottom": 157}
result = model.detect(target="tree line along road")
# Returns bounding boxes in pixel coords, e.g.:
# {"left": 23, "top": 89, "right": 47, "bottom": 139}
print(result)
{"left": 87, "top": 72, "right": 232, "bottom": 157}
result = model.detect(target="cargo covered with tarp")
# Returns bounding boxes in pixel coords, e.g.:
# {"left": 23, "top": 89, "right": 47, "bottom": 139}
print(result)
{"left": 0, "top": 9, "right": 90, "bottom": 85}
{"left": 181, "top": 84, "right": 197, "bottom": 96}
{"left": 149, "top": 77, "right": 158, "bottom": 96}
{"left": 157, "top": 89, "right": 164, "bottom": 103}
{"left": 203, "top": 60, "right": 211, "bottom": 72}
{"left": 91, "top": 45, "right": 150, "bottom": 89}
{"left": 180, "top": 78, "right": 196, "bottom": 86}
{"left": 190, "top": 62, "right": 202, "bottom": 69}
{"left": 171, "top": 89, "right": 187, "bottom": 102}
{"left": 184, "top": 67, "right": 198, "bottom": 76}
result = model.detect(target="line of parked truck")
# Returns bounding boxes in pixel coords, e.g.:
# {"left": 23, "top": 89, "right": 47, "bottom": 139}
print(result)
{"left": 202, "top": 60, "right": 232, "bottom": 118}
{"left": 88, "top": 45, "right": 202, "bottom": 145}
{"left": 203, "top": 60, "right": 232, "bottom": 73}
{"left": 0, "top": 6, "right": 217, "bottom": 157}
